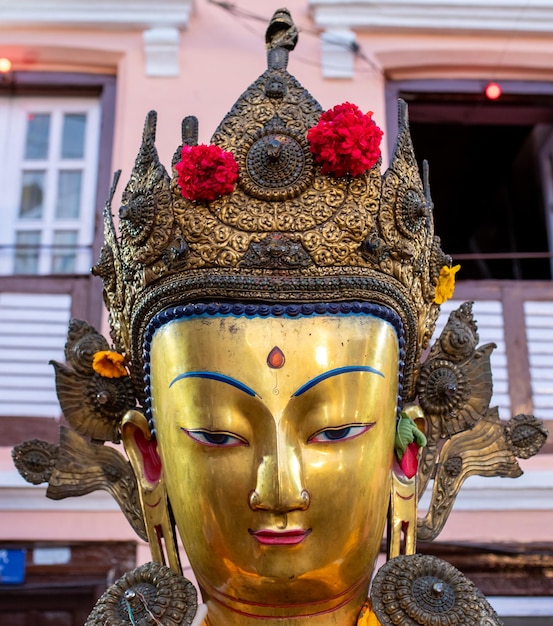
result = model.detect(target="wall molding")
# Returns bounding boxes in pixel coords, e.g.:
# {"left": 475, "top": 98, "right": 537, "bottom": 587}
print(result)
{"left": 0, "top": 0, "right": 193, "bottom": 76}
{"left": 0, "top": 0, "right": 193, "bottom": 30}
{"left": 308, "top": 1, "right": 553, "bottom": 35}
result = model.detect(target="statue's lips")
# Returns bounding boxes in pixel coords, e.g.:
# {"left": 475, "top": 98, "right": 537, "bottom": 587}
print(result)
{"left": 249, "top": 528, "right": 312, "bottom": 545}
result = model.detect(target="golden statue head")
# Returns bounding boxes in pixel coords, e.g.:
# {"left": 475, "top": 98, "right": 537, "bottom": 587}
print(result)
{"left": 15, "top": 8, "right": 543, "bottom": 626}
{"left": 87, "top": 8, "right": 450, "bottom": 624}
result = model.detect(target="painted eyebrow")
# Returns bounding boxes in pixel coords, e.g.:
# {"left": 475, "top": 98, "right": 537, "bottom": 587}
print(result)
{"left": 169, "top": 371, "right": 257, "bottom": 397}
{"left": 292, "top": 365, "right": 384, "bottom": 397}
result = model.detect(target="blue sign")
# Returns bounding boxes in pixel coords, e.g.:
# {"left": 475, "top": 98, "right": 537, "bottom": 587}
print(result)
{"left": 0, "top": 549, "right": 26, "bottom": 584}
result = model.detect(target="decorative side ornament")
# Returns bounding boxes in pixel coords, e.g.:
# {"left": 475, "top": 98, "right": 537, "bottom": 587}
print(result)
{"left": 371, "top": 554, "right": 503, "bottom": 625}
{"left": 414, "top": 302, "right": 548, "bottom": 542}
{"left": 85, "top": 562, "right": 198, "bottom": 626}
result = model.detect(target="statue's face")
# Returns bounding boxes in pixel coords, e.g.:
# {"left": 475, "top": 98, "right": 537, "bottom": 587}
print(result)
{"left": 150, "top": 314, "right": 398, "bottom": 619}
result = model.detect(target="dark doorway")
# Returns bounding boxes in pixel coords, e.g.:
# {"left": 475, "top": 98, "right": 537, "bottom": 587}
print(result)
{"left": 0, "top": 541, "right": 136, "bottom": 626}
{"left": 387, "top": 83, "right": 553, "bottom": 280}
{"left": 0, "top": 586, "right": 96, "bottom": 625}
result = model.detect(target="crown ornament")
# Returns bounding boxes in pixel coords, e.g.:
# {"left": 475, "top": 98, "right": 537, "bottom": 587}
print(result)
{"left": 93, "top": 9, "right": 451, "bottom": 405}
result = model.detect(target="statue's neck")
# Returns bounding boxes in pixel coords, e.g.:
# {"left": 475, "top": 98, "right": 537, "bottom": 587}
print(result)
{"left": 201, "top": 585, "right": 368, "bottom": 626}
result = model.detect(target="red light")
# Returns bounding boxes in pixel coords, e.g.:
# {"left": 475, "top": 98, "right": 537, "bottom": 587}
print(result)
{"left": 0, "top": 58, "right": 12, "bottom": 73}
{"left": 485, "top": 82, "right": 502, "bottom": 100}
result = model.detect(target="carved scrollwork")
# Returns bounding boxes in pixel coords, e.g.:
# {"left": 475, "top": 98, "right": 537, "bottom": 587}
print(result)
{"left": 371, "top": 554, "right": 503, "bottom": 625}
{"left": 417, "top": 302, "right": 494, "bottom": 439}
{"left": 64, "top": 319, "right": 110, "bottom": 375}
{"left": 85, "top": 562, "right": 198, "bottom": 626}
{"left": 418, "top": 408, "right": 522, "bottom": 542}
{"left": 435, "top": 301, "right": 478, "bottom": 360}
{"left": 50, "top": 319, "right": 137, "bottom": 444}
{"left": 118, "top": 111, "right": 175, "bottom": 268}
{"left": 46, "top": 427, "right": 146, "bottom": 541}
{"left": 51, "top": 361, "right": 134, "bottom": 445}
{"left": 416, "top": 302, "right": 548, "bottom": 542}
{"left": 13, "top": 427, "right": 146, "bottom": 542}
{"left": 240, "top": 233, "right": 311, "bottom": 269}
{"left": 12, "top": 317, "right": 145, "bottom": 542}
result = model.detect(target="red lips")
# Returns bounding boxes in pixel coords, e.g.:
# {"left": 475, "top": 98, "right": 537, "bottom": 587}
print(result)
{"left": 249, "top": 528, "right": 312, "bottom": 545}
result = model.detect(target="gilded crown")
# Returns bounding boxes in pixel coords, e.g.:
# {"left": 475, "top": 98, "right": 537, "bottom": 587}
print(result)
{"left": 93, "top": 9, "right": 451, "bottom": 404}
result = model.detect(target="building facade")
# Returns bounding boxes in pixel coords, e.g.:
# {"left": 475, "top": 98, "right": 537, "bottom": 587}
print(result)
{"left": 0, "top": 1, "right": 552, "bottom": 623}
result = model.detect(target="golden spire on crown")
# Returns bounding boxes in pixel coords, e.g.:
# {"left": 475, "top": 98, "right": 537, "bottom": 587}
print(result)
{"left": 93, "top": 8, "right": 451, "bottom": 404}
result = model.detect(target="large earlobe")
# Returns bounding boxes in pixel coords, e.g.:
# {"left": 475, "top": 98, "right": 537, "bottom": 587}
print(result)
{"left": 387, "top": 404, "right": 425, "bottom": 560}
{"left": 121, "top": 410, "right": 181, "bottom": 573}
{"left": 388, "top": 466, "right": 417, "bottom": 559}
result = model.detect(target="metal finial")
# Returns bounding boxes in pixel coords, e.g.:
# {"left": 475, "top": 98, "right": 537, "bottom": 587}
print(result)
{"left": 265, "top": 8, "right": 298, "bottom": 70}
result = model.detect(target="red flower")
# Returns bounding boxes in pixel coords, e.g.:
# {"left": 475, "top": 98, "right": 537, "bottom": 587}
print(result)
{"left": 400, "top": 442, "right": 420, "bottom": 479}
{"left": 175, "top": 144, "right": 239, "bottom": 202}
{"left": 307, "top": 102, "right": 383, "bottom": 178}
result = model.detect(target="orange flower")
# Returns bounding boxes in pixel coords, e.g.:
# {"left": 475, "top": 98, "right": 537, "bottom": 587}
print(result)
{"left": 433, "top": 264, "right": 461, "bottom": 305}
{"left": 92, "top": 350, "right": 128, "bottom": 378}
{"left": 357, "top": 600, "right": 382, "bottom": 626}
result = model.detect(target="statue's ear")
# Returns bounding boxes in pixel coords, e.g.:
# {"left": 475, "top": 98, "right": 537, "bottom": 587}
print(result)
{"left": 121, "top": 410, "right": 162, "bottom": 487}
{"left": 388, "top": 404, "right": 426, "bottom": 560}
{"left": 121, "top": 410, "right": 181, "bottom": 573}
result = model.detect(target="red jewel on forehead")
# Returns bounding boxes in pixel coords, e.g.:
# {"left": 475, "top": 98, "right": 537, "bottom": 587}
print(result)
{"left": 267, "top": 346, "right": 285, "bottom": 369}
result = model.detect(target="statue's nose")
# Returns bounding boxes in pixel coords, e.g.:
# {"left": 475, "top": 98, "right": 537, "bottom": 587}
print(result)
{"left": 248, "top": 444, "right": 310, "bottom": 513}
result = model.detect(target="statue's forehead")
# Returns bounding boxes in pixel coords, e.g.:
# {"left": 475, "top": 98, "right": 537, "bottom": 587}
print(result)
{"left": 152, "top": 313, "right": 396, "bottom": 351}
{"left": 150, "top": 314, "right": 399, "bottom": 400}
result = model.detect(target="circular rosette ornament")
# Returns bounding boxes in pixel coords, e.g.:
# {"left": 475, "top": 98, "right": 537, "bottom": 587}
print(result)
{"left": 504, "top": 414, "right": 548, "bottom": 459}
{"left": 371, "top": 554, "right": 502, "bottom": 625}
{"left": 12, "top": 439, "right": 57, "bottom": 485}
{"left": 237, "top": 121, "right": 314, "bottom": 201}
{"left": 307, "top": 102, "right": 383, "bottom": 178}
{"left": 417, "top": 359, "right": 469, "bottom": 419}
{"left": 175, "top": 144, "right": 239, "bottom": 202}
{"left": 85, "top": 562, "right": 198, "bottom": 626}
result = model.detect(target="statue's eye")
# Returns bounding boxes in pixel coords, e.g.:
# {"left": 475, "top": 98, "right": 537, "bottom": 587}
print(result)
{"left": 308, "top": 423, "right": 374, "bottom": 444}
{"left": 182, "top": 429, "right": 248, "bottom": 448}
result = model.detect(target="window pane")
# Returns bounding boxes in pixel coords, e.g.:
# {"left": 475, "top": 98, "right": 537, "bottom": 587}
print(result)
{"left": 14, "top": 231, "right": 41, "bottom": 274}
{"left": 19, "top": 171, "right": 45, "bottom": 219}
{"left": 61, "top": 113, "right": 86, "bottom": 159}
{"left": 55, "top": 170, "right": 82, "bottom": 218}
{"left": 24, "top": 113, "right": 50, "bottom": 159}
{"left": 52, "top": 230, "right": 77, "bottom": 273}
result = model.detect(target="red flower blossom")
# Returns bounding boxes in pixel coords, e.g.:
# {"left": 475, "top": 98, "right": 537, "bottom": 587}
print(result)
{"left": 307, "top": 102, "right": 383, "bottom": 178}
{"left": 175, "top": 144, "right": 239, "bottom": 202}
{"left": 400, "top": 442, "right": 420, "bottom": 479}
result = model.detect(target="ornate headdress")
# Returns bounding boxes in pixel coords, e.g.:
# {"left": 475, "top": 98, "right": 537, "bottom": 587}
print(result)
{"left": 92, "top": 10, "right": 450, "bottom": 407}
{"left": 13, "top": 9, "right": 547, "bottom": 625}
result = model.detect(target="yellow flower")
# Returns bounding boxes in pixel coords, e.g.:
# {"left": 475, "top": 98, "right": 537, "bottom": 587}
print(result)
{"left": 92, "top": 350, "right": 128, "bottom": 378}
{"left": 433, "top": 264, "right": 461, "bottom": 305}
{"left": 357, "top": 600, "right": 382, "bottom": 626}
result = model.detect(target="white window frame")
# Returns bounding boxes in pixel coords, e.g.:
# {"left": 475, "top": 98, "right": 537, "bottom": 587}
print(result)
{"left": 0, "top": 96, "right": 101, "bottom": 275}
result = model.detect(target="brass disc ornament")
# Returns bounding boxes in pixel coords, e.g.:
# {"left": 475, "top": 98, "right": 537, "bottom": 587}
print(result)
{"left": 238, "top": 120, "right": 314, "bottom": 201}
{"left": 85, "top": 562, "right": 198, "bottom": 626}
{"left": 371, "top": 554, "right": 503, "bottom": 625}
